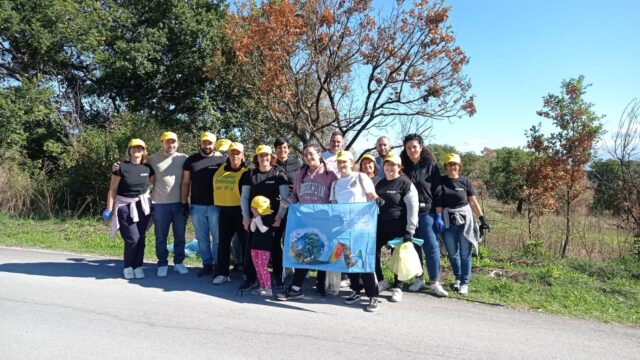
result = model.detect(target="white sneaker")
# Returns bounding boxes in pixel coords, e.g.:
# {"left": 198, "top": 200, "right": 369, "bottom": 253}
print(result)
{"left": 212, "top": 275, "right": 230, "bottom": 285}
{"left": 408, "top": 278, "right": 426, "bottom": 292}
{"left": 459, "top": 284, "right": 469, "bottom": 295}
{"left": 340, "top": 279, "right": 351, "bottom": 288}
{"left": 390, "top": 288, "right": 403, "bottom": 303}
{"left": 133, "top": 267, "right": 145, "bottom": 279}
{"left": 123, "top": 267, "right": 134, "bottom": 279}
{"left": 453, "top": 280, "right": 461, "bottom": 291}
{"left": 157, "top": 266, "right": 168, "bottom": 278}
{"left": 174, "top": 263, "right": 189, "bottom": 275}
{"left": 429, "top": 283, "right": 449, "bottom": 297}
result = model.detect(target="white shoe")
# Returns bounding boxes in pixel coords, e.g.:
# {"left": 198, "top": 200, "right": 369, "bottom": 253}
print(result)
{"left": 390, "top": 288, "right": 403, "bottom": 303}
{"left": 174, "top": 263, "right": 189, "bottom": 275}
{"left": 453, "top": 280, "right": 461, "bottom": 291}
{"left": 408, "top": 278, "right": 426, "bottom": 292}
{"left": 123, "top": 267, "right": 134, "bottom": 279}
{"left": 340, "top": 279, "right": 351, "bottom": 288}
{"left": 429, "top": 283, "right": 449, "bottom": 297}
{"left": 212, "top": 275, "right": 230, "bottom": 285}
{"left": 157, "top": 266, "right": 168, "bottom": 278}
{"left": 459, "top": 284, "right": 469, "bottom": 295}
{"left": 133, "top": 267, "right": 145, "bottom": 279}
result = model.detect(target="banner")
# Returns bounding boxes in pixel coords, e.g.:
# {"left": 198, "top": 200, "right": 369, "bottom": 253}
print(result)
{"left": 283, "top": 202, "right": 378, "bottom": 273}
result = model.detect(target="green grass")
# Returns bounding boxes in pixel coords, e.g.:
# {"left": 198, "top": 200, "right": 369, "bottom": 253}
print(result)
{"left": 1, "top": 213, "right": 639, "bottom": 326}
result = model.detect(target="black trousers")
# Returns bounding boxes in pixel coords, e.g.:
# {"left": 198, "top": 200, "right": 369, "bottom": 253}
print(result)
{"left": 291, "top": 268, "right": 326, "bottom": 291}
{"left": 271, "top": 217, "right": 285, "bottom": 279}
{"left": 217, "top": 206, "right": 247, "bottom": 277}
{"left": 347, "top": 272, "right": 379, "bottom": 298}
{"left": 118, "top": 201, "right": 152, "bottom": 269}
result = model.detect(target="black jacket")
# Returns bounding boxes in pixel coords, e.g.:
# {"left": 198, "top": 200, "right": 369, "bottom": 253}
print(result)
{"left": 402, "top": 159, "right": 441, "bottom": 214}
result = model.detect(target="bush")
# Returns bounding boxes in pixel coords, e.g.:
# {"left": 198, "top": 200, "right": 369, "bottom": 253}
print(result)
{"left": 0, "top": 160, "right": 32, "bottom": 215}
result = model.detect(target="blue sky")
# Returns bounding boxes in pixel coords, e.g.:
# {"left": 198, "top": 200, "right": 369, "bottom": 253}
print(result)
{"left": 357, "top": 0, "right": 640, "bottom": 155}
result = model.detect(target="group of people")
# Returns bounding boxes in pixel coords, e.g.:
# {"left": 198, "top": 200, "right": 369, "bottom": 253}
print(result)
{"left": 103, "top": 130, "right": 490, "bottom": 312}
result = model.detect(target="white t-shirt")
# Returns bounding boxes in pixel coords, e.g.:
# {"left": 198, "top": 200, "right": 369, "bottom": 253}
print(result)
{"left": 330, "top": 172, "right": 375, "bottom": 204}
{"left": 322, "top": 150, "right": 338, "bottom": 174}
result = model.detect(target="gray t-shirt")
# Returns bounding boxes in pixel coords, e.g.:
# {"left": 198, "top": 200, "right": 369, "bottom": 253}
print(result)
{"left": 148, "top": 152, "right": 188, "bottom": 204}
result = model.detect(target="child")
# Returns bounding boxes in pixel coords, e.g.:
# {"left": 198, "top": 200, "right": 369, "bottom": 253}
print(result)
{"left": 249, "top": 195, "right": 275, "bottom": 296}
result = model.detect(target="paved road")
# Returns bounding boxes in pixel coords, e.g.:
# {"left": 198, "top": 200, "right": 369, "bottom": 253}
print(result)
{"left": 0, "top": 247, "right": 638, "bottom": 360}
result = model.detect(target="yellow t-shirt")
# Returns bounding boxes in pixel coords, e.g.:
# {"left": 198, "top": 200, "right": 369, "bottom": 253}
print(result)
{"left": 213, "top": 164, "right": 248, "bottom": 206}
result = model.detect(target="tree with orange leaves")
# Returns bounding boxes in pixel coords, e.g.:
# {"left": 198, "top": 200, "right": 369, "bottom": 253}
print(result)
{"left": 223, "top": 0, "right": 475, "bottom": 149}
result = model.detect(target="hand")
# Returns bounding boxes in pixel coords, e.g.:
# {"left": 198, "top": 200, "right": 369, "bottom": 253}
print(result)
{"left": 242, "top": 218, "right": 252, "bottom": 231}
{"left": 273, "top": 216, "right": 282, "bottom": 228}
{"left": 479, "top": 216, "right": 491, "bottom": 237}
{"left": 181, "top": 203, "right": 190, "bottom": 218}
{"left": 102, "top": 209, "right": 112, "bottom": 222}
{"left": 403, "top": 233, "right": 413, "bottom": 243}
{"left": 111, "top": 162, "right": 120, "bottom": 174}
{"left": 375, "top": 197, "right": 385, "bottom": 207}
{"left": 435, "top": 214, "right": 445, "bottom": 234}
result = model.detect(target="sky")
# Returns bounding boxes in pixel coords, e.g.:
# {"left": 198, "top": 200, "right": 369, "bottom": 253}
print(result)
{"left": 356, "top": 0, "right": 640, "bottom": 156}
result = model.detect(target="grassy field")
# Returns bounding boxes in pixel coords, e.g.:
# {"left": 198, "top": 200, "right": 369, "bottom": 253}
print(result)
{"left": 1, "top": 212, "right": 639, "bottom": 326}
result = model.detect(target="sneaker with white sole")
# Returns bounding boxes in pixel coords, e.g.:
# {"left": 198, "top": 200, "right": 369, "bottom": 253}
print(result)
{"left": 344, "top": 291, "right": 362, "bottom": 304}
{"left": 452, "top": 280, "right": 461, "bottom": 291}
{"left": 390, "top": 288, "right": 403, "bottom": 302}
{"left": 459, "top": 284, "right": 469, "bottom": 295}
{"left": 276, "top": 286, "right": 304, "bottom": 301}
{"left": 408, "top": 278, "right": 426, "bottom": 292}
{"left": 133, "top": 267, "right": 145, "bottom": 279}
{"left": 212, "top": 275, "right": 231, "bottom": 285}
{"left": 174, "top": 263, "right": 189, "bottom": 275}
{"left": 365, "top": 297, "right": 380, "bottom": 312}
{"left": 251, "top": 288, "right": 273, "bottom": 297}
{"left": 429, "top": 283, "right": 449, "bottom": 297}
{"left": 157, "top": 266, "right": 168, "bottom": 278}
{"left": 123, "top": 267, "right": 135, "bottom": 279}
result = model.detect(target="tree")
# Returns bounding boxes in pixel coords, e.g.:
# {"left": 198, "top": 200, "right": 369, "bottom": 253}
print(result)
{"left": 485, "top": 147, "right": 532, "bottom": 212}
{"left": 224, "top": 0, "right": 475, "bottom": 148}
{"left": 589, "top": 159, "right": 628, "bottom": 213}
{"left": 535, "top": 76, "right": 603, "bottom": 257}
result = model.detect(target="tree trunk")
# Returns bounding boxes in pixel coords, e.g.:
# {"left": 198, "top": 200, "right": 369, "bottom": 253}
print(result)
{"left": 561, "top": 189, "right": 571, "bottom": 258}
{"left": 517, "top": 198, "right": 524, "bottom": 215}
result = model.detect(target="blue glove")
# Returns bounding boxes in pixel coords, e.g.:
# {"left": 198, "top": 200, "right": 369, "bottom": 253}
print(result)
{"left": 435, "top": 214, "right": 445, "bottom": 234}
{"left": 102, "top": 209, "right": 112, "bottom": 222}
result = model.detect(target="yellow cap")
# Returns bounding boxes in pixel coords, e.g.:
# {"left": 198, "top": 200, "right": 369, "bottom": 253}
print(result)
{"left": 255, "top": 145, "right": 272, "bottom": 155}
{"left": 336, "top": 150, "right": 354, "bottom": 162}
{"left": 360, "top": 153, "right": 376, "bottom": 163}
{"left": 444, "top": 153, "right": 462, "bottom": 165}
{"left": 160, "top": 131, "right": 178, "bottom": 142}
{"left": 215, "top": 139, "right": 231, "bottom": 152}
{"left": 251, "top": 196, "right": 273, "bottom": 216}
{"left": 200, "top": 132, "right": 217, "bottom": 143}
{"left": 383, "top": 153, "right": 402, "bottom": 166}
{"left": 228, "top": 142, "right": 244, "bottom": 153}
{"left": 128, "top": 138, "right": 146, "bottom": 148}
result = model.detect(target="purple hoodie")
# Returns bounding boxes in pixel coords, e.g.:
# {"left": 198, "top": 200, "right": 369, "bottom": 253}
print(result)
{"left": 290, "top": 163, "right": 338, "bottom": 204}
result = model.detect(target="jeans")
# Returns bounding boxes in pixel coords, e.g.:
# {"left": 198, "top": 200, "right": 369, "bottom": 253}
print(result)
{"left": 153, "top": 202, "right": 186, "bottom": 267}
{"left": 414, "top": 212, "right": 441, "bottom": 282}
{"left": 442, "top": 223, "right": 473, "bottom": 285}
{"left": 118, "top": 201, "right": 152, "bottom": 269}
{"left": 191, "top": 204, "right": 219, "bottom": 267}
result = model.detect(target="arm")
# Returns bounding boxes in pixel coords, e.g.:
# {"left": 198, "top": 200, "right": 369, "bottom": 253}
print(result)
{"left": 106, "top": 175, "right": 121, "bottom": 211}
{"left": 468, "top": 195, "right": 483, "bottom": 218}
{"left": 180, "top": 170, "right": 191, "bottom": 204}
{"left": 240, "top": 185, "right": 252, "bottom": 229}
{"left": 403, "top": 184, "right": 419, "bottom": 235}
{"left": 274, "top": 184, "right": 289, "bottom": 227}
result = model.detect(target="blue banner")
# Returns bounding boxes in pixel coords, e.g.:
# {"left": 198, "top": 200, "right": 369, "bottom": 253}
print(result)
{"left": 283, "top": 202, "right": 378, "bottom": 273}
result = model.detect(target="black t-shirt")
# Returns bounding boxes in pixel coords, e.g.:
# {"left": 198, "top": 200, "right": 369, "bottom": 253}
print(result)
{"left": 434, "top": 176, "right": 476, "bottom": 209}
{"left": 241, "top": 166, "right": 288, "bottom": 215}
{"left": 276, "top": 157, "right": 302, "bottom": 190}
{"left": 183, "top": 153, "right": 226, "bottom": 205}
{"left": 114, "top": 161, "right": 154, "bottom": 197}
{"left": 375, "top": 176, "right": 413, "bottom": 223}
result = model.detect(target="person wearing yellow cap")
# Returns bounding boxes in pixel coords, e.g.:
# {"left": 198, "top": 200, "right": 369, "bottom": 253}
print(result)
{"left": 182, "top": 131, "right": 227, "bottom": 277}
{"left": 359, "top": 152, "right": 380, "bottom": 185}
{"left": 215, "top": 138, "right": 232, "bottom": 154}
{"left": 212, "top": 141, "right": 250, "bottom": 285}
{"left": 247, "top": 195, "right": 276, "bottom": 296}
{"left": 103, "top": 139, "right": 154, "bottom": 280}
{"left": 400, "top": 133, "right": 448, "bottom": 297}
{"left": 434, "top": 153, "right": 490, "bottom": 295}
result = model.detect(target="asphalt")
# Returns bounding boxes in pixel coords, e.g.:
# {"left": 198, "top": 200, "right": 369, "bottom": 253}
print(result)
{"left": 1, "top": 246, "right": 638, "bottom": 360}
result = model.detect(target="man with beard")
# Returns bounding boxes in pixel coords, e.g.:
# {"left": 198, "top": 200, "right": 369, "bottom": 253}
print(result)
{"left": 181, "top": 132, "right": 226, "bottom": 277}
{"left": 375, "top": 136, "right": 391, "bottom": 180}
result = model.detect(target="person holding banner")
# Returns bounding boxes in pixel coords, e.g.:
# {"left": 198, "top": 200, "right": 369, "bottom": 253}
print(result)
{"left": 277, "top": 143, "right": 338, "bottom": 301}
{"left": 400, "top": 134, "right": 449, "bottom": 297}
{"left": 329, "top": 151, "right": 381, "bottom": 312}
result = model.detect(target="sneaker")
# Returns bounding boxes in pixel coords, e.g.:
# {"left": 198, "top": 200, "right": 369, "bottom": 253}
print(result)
{"left": 133, "top": 267, "right": 145, "bottom": 279}
{"left": 157, "top": 266, "right": 168, "bottom": 278}
{"left": 378, "top": 280, "right": 390, "bottom": 293}
{"left": 340, "top": 278, "right": 351, "bottom": 288}
{"left": 251, "top": 288, "right": 273, "bottom": 297}
{"left": 409, "top": 278, "right": 426, "bottom": 292}
{"left": 459, "top": 284, "right": 469, "bottom": 295}
{"left": 344, "top": 291, "right": 362, "bottom": 304}
{"left": 365, "top": 297, "right": 380, "bottom": 312}
{"left": 123, "top": 267, "right": 135, "bottom": 279}
{"left": 429, "top": 283, "right": 449, "bottom": 297}
{"left": 197, "top": 264, "right": 214, "bottom": 277}
{"left": 174, "top": 263, "right": 189, "bottom": 275}
{"left": 276, "top": 287, "right": 304, "bottom": 301}
{"left": 390, "top": 288, "right": 403, "bottom": 303}
{"left": 452, "top": 280, "right": 461, "bottom": 291}
{"left": 212, "top": 275, "right": 231, "bottom": 285}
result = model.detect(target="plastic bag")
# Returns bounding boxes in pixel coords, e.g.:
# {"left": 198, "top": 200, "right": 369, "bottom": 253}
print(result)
{"left": 167, "top": 239, "right": 199, "bottom": 257}
{"left": 325, "top": 271, "right": 341, "bottom": 295}
{"left": 390, "top": 242, "right": 422, "bottom": 281}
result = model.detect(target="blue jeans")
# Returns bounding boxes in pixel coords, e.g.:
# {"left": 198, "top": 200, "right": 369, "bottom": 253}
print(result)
{"left": 415, "top": 212, "right": 441, "bottom": 282}
{"left": 443, "top": 223, "right": 473, "bottom": 285}
{"left": 153, "top": 202, "right": 186, "bottom": 267}
{"left": 191, "top": 204, "right": 219, "bottom": 267}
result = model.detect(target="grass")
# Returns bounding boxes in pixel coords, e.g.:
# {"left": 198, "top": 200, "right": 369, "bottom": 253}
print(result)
{"left": 1, "top": 212, "right": 639, "bottom": 326}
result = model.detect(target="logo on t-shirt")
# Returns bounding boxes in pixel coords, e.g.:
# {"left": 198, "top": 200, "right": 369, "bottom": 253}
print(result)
{"left": 455, "top": 187, "right": 464, "bottom": 191}
{"left": 141, "top": 173, "right": 149, "bottom": 177}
